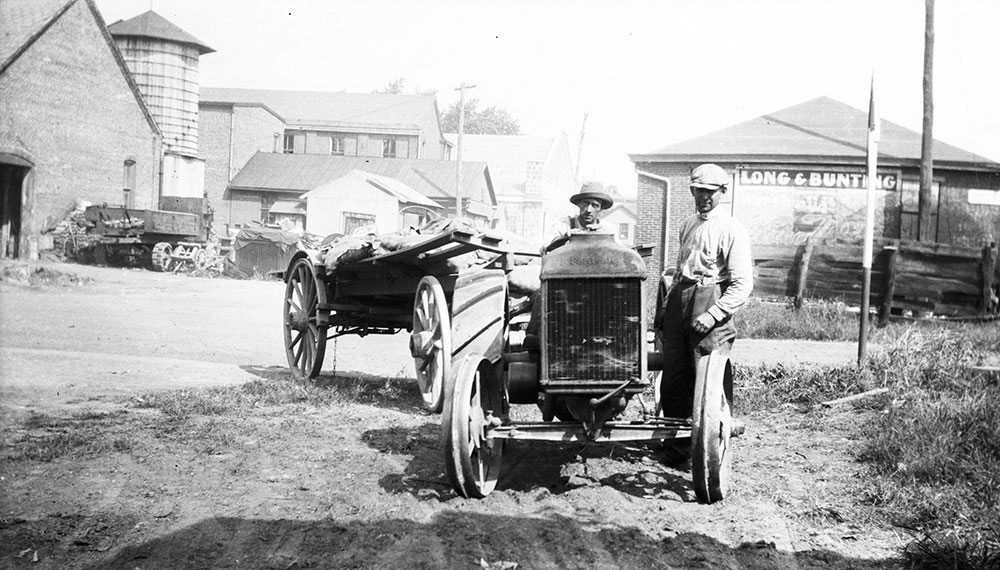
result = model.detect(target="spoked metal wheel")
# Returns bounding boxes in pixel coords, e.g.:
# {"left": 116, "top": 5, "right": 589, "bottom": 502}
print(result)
{"left": 443, "top": 355, "right": 505, "bottom": 498}
{"left": 691, "top": 351, "right": 734, "bottom": 504}
{"left": 283, "top": 257, "right": 329, "bottom": 379}
{"left": 410, "top": 276, "right": 452, "bottom": 412}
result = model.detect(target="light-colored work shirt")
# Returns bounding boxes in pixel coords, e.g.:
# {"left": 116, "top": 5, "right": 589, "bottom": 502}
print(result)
{"left": 673, "top": 208, "right": 753, "bottom": 321}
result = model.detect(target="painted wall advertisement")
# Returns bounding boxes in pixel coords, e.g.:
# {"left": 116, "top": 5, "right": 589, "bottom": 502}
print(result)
{"left": 736, "top": 167, "right": 900, "bottom": 246}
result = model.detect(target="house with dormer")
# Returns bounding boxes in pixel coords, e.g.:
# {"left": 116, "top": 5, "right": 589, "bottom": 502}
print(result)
{"left": 199, "top": 88, "right": 453, "bottom": 232}
{"left": 445, "top": 133, "right": 576, "bottom": 245}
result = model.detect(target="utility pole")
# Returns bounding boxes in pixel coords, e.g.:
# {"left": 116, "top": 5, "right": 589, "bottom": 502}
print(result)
{"left": 454, "top": 82, "right": 475, "bottom": 218}
{"left": 575, "top": 112, "right": 588, "bottom": 182}
{"left": 918, "top": 0, "right": 936, "bottom": 242}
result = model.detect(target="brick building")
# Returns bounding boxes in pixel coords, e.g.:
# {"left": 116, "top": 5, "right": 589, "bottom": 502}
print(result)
{"left": 444, "top": 133, "right": 576, "bottom": 245}
{"left": 630, "top": 97, "right": 1000, "bottom": 301}
{"left": 199, "top": 88, "right": 452, "bottom": 232}
{"left": 0, "top": 0, "right": 162, "bottom": 258}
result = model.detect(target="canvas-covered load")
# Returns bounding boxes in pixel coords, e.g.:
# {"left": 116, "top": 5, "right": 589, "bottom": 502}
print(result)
{"left": 321, "top": 217, "right": 524, "bottom": 272}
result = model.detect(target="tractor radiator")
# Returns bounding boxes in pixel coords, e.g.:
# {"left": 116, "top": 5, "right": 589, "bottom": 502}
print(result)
{"left": 542, "top": 277, "right": 644, "bottom": 393}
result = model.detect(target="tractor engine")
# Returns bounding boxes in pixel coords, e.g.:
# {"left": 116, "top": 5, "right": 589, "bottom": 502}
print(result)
{"left": 507, "top": 232, "right": 649, "bottom": 438}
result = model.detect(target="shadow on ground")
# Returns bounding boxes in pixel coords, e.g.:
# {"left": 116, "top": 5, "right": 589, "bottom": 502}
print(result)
{"left": 12, "top": 511, "right": 895, "bottom": 570}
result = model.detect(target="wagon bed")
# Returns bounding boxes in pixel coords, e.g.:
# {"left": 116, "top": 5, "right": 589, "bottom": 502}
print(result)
{"left": 282, "top": 228, "right": 539, "bottom": 407}
{"left": 316, "top": 229, "right": 537, "bottom": 333}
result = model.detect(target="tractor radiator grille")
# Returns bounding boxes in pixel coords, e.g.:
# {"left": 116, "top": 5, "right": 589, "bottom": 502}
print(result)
{"left": 544, "top": 278, "right": 642, "bottom": 387}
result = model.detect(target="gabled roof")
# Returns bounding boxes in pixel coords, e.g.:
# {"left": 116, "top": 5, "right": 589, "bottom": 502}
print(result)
{"left": 604, "top": 203, "right": 637, "bottom": 220}
{"left": 201, "top": 87, "right": 438, "bottom": 133}
{"left": 269, "top": 200, "right": 306, "bottom": 215}
{"left": 302, "top": 169, "right": 440, "bottom": 208}
{"left": 0, "top": 0, "right": 160, "bottom": 134}
{"left": 631, "top": 96, "right": 1000, "bottom": 172}
{"left": 0, "top": 0, "right": 70, "bottom": 67}
{"left": 444, "top": 133, "right": 562, "bottom": 196}
{"left": 230, "top": 152, "right": 495, "bottom": 205}
{"left": 107, "top": 10, "right": 214, "bottom": 54}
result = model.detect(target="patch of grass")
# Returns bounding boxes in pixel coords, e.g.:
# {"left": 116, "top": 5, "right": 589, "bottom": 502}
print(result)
{"left": 734, "top": 363, "right": 872, "bottom": 411}
{"left": 736, "top": 315, "right": 1000, "bottom": 546}
{"left": 133, "top": 374, "right": 421, "bottom": 418}
{"left": 2, "top": 410, "right": 132, "bottom": 462}
{"left": 902, "top": 529, "right": 1000, "bottom": 570}
{"left": 736, "top": 297, "right": 859, "bottom": 341}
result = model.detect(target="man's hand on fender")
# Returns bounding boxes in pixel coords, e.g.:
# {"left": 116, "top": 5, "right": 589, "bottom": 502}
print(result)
{"left": 692, "top": 312, "right": 716, "bottom": 334}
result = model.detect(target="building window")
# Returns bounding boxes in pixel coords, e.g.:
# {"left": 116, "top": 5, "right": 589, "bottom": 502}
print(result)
{"left": 899, "top": 179, "right": 940, "bottom": 240}
{"left": 122, "top": 159, "right": 136, "bottom": 208}
{"left": 618, "top": 223, "right": 629, "bottom": 240}
{"left": 259, "top": 195, "right": 276, "bottom": 222}
{"left": 382, "top": 138, "right": 397, "bottom": 158}
{"left": 330, "top": 136, "right": 345, "bottom": 155}
{"left": 283, "top": 134, "right": 295, "bottom": 154}
{"left": 343, "top": 212, "right": 376, "bottom": 234}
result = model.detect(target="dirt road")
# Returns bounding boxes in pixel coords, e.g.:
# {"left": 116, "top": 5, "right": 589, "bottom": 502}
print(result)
{"left": 0, "top": 261, "right": 903, "bottom": 569}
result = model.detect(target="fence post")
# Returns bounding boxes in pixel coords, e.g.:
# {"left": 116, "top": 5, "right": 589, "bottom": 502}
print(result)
{"left": 878, "top": 241, "right": 900, "bottom": 325}
{"left": 981, "top": 242, "right": 998, "bottom": 315}
{"left": 793, "top": 238, "right": 814, "bottom": 310}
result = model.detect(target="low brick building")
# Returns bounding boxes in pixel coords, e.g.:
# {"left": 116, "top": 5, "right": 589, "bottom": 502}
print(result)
{"left": 630, "top": 97, "right": 1000, "bottom": 304}
{"left": 0, "top": 0, "right": 162, "bottom": 258}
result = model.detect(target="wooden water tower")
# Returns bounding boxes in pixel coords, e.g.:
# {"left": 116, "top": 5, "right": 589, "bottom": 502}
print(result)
{"left": 108, "top": 11, "right": 214, "bottom": 157}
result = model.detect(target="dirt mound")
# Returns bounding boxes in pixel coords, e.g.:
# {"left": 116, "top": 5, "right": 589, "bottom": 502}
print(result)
{"left": 0, "top": 263, "right": 93, "bottom": 287}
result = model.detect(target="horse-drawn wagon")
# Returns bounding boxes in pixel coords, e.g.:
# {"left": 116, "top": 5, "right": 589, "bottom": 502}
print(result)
{"left": 282, "top": 225, "right": 739, "bottom": 503}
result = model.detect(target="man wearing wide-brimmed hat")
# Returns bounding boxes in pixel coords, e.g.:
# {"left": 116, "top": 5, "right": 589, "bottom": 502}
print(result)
{"left": 655, "top": 164, "right": 753, "bottom": 465}
{"left": 567, "top": 181, "right": 614, "bottom": 231}
{"left": 542, "top": 181, "right": 615, "bottom": 253}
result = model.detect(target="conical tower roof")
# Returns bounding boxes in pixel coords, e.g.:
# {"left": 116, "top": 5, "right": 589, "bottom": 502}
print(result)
{"left": 108, "top": 9, "right": 214, "bottom": 54}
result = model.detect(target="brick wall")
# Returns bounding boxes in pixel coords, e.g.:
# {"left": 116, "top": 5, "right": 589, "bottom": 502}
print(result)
{"left": 199, "top": 105, "right": 232, "bottom": 230}
{"left": 0, "top": 0, "right": 162, "bottom": 255}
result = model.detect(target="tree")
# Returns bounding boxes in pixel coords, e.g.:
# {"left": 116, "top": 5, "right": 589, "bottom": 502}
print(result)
{"left": 440, "top": 98, "right": 521, "bottom": 135}
{"left": 372, "top": 78, "right": 407, "bottom": 95}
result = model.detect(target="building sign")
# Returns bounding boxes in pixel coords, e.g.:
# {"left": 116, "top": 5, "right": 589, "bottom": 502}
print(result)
{"left": 736, "top": 167, "right": 898, "bottom": 246}
{"left": 739, "top": 168, "right": 899, "bottom": 191}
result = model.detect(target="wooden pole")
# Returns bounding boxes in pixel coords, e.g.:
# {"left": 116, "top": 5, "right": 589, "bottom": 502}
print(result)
{"left": 794, "top": 238, "right": 814, "bottom": 310}
{"left": 575, "top": 112, "right": 588, "bottom": 182}
{"left": 454, "top": 83, "right": 475, "bottom": 219}
{"left": 918, "top": 0, "right": 936, "bottom": 242}
{"left": 878, "top": 242, "right": 899, "bottom": 325}
{"left": 859, "top": 73, "right": 879, "bottom": 366}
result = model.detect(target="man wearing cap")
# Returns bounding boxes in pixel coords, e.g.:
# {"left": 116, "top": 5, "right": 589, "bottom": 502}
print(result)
{"left": 656, "top": 163, "right": 753, "bottom": 462}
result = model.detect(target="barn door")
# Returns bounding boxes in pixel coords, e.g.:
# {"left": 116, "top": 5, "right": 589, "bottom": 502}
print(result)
{"left": 0, "top": 161, "right": 28, "bottom": 259}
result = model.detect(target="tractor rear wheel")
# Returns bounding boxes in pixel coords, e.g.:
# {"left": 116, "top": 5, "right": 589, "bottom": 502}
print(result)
{"left": 443, "top": 355, "right": 505, "bottom": 499}
{"left": 691, "top": 351, "right": 733, "bottom": 504}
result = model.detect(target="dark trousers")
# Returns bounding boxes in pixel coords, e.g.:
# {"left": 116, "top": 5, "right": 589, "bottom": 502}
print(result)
{"left": 657, "top": 281, "right": 736, "bottom": 419}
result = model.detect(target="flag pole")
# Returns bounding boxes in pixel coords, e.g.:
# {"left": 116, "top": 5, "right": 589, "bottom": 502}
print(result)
{"left": 858, "top": 72, "right": 880, "bottom": 366}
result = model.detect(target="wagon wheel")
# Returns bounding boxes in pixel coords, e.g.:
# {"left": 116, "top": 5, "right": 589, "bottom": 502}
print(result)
{"left": 691, "top": 351, "right": 733, "bottom": 504}
{"left": 443, "top": 355, "right": 505, "bottom": 499}
{"left": 410, "top": 276, "right": 452, "bottom": 412}
{"left": 151, "top": 242, "right": 174, "bottom": 272}
{"left": 283, "top": 257, "right": 328, "bottom": 379}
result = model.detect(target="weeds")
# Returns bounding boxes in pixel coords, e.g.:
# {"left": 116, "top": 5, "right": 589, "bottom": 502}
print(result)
{"left": 132, "top": 373, "right": 420, "bottom": 418}
{"left": 903, "top": 528, "right": 1000, "bottom": 570}
{"left": 736, "top": 298, "right": 859, "bottom": 341}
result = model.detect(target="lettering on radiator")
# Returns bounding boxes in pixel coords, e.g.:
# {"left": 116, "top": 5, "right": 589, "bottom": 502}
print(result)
{"left": 569, "top": 256, "right": 618, "bottom": 266}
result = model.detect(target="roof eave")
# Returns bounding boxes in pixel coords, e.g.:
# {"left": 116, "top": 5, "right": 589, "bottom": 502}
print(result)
{"left": 629, "top": 153, "right": 1000, "bottom": 173}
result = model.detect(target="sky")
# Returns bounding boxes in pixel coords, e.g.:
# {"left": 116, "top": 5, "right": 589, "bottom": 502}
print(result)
{"left": 96, "top": 0, "right": 1000, "bottom": 197}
